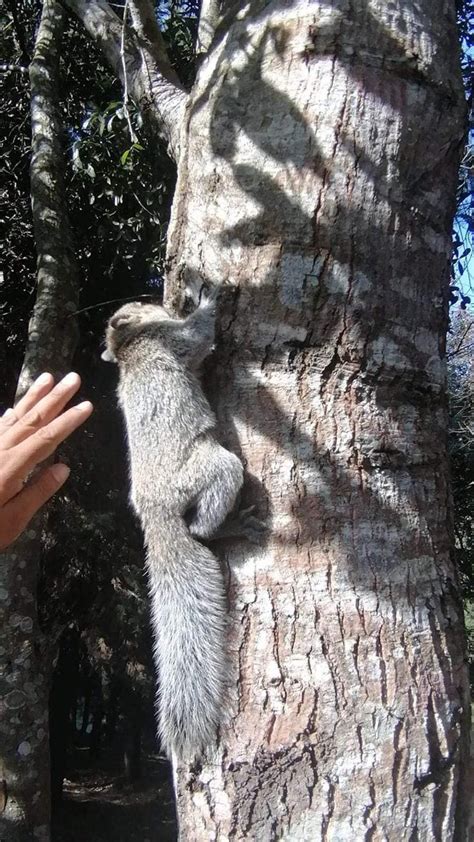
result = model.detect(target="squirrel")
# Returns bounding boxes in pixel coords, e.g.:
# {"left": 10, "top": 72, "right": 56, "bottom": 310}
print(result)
{"left": 102, "top": 288, "right": 257, "bottom": 761}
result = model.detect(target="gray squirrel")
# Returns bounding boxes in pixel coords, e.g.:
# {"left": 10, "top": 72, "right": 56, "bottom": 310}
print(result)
{"left": 102, "top": 288, "right": 257, "bottom": 761}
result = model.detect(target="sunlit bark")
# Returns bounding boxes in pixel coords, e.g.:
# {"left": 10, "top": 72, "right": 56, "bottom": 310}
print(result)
{"left": 166, "top": 1, "right": 470, "bottom": 838}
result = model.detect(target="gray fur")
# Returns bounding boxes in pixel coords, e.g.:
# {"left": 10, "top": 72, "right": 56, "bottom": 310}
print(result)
{"left": 103, "top": 292, "right": 243, "bottom": 760}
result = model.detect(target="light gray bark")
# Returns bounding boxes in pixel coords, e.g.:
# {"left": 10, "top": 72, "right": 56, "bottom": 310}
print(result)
{"left": 165, "top": 1, "right": 470, "bottom": 839}
{"left": 0, "top": 2, "right": 79, "bottom": 839}
{"left": 129, "top": 0, "right": 178, "bottom": 80}
{"left": 197, "top": 0, "right": 221, "bottom": 55}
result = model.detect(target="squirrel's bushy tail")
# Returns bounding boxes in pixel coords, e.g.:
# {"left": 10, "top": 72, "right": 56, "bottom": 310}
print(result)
{"left": 146, "top": 517, "right": 228, "bottom": 761}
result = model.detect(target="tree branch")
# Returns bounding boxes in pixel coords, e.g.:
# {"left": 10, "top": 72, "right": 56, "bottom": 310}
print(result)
{"left": 21, "top": 0, "right": 80, "bottom": 393}
{"left": 63, "top": 0, "right": 188, "bottom": 161}
{"left": 128, "top": 0, "right": 179, "bottom": 81}
{"left": 4, "top": 0, "right": 31, "bottom": 64}
{"left": 0, "top": 62, "right": 29, "bottom": 73}
{"left": 447, "top": 320, "right": 474, "bottom": 359}
{"left": 197, "top": 0, "right": 221, "bottom": 55}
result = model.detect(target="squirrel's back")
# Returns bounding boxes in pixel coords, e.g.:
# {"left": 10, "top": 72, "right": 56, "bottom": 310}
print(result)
{"left": 103, "top": 294, "right": 238, "bottom": 760}
{"left": 120, "top": 352, "right": 214, "bottom": 459}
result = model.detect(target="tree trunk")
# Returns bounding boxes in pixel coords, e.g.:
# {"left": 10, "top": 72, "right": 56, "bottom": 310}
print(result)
{"left": 164, "top": 1, "right": 470, "bottom": 838}
{"left": 0, "top": 2, "right": 79, "bottom": 839}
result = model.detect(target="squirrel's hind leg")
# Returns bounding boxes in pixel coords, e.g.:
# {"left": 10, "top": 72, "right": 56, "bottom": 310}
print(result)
{"left": 186, "top": 445, "right": 243, "bottom": 540}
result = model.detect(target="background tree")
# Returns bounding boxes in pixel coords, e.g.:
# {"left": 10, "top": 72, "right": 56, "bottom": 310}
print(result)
{"left": 0, "top": 1, "right": 81, "bottom": 836}
{"left": 0, "top": 0, "right": 472, "bottom": 840}
{"left": 448, "top": 308, "right": 474, "bottom": 685}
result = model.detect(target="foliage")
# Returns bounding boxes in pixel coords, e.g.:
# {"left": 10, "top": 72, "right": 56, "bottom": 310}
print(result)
{"left": 451, "top": 3, "right": 474, "bottom": 677}
{"left": 69, "top": 98, "right": 172, "bottom": 290}
{"left": 456, "top": 0, "right": 473, "bottom": 94}
{"left": 451, "top": 134, "right": 473, "bottom": 307}
{"left": 0, "top": 2, "right": 40, "bottom": 400}
{"left": 160, "top": 0, "right": 200, "bottom": 86}
{"left": 448, "top": 310, "right": 474, "bottom": 590}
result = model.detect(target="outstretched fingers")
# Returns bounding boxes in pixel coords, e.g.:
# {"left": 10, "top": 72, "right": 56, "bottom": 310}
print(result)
{"left": 0, "top": 373, "right": 93, "bottom": 507}
{"left": 0, "top": 372, "right": 55, "bottom": 434}
{"left": 0, "top": 371, "right": 94, "bottom": 550}
{"left": 14, "top": 400, "right": 93, "bottom": 477}
{"left": 1, "top": 372, "right": 82, "bottom": 448}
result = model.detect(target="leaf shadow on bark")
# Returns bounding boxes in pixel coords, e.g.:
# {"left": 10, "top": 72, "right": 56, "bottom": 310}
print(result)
{"left": 190, "top": 0, "right": 462, "bottom": 586}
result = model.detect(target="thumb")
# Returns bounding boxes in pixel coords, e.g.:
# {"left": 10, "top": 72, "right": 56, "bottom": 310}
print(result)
{"left": 0, "top": 463, "right": 70, "bottom": 549}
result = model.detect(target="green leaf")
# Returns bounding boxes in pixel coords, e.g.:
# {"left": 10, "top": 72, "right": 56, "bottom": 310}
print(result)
{"left": 103, "top": 100, "right": 122, "bottom": 114}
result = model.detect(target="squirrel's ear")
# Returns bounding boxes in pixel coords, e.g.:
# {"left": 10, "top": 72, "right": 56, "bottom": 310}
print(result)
{"left": 101, "top": 348, "right": 116, "bottom": 363}
{"left": 110, "top": 311, "right": 137, "bottom": 329}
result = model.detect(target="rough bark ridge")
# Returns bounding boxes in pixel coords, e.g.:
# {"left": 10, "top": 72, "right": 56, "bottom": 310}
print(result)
{"left": 0, "top": 2, "right": 79, "bottom": 839}
{"left": 166, "top": 0, "right": 469, "bottom": 838}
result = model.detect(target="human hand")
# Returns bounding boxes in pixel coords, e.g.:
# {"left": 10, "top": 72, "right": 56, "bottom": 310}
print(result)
{"left": 0, "top": 372, "right": 93, "bottom": 551}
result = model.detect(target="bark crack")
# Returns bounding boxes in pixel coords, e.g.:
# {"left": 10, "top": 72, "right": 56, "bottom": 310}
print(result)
{"left": 321, "top": 777, "right": 335, "bottom": 842}
{"left": 375, "top": 623, "right": 388, "bottom": 706}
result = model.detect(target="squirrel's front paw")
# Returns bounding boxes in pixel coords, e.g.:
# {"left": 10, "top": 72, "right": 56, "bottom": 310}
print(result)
{"left": 210, "top": 505, "right": 267, "bottom": 544}
{"left": 199, "top": 285, "right": 220, "bottom": 309}
{"left": 183, "top": 282, "right": 201, "bottom": 308}
{"left": 184, "top": 282, "right": 220, "bottom": 309}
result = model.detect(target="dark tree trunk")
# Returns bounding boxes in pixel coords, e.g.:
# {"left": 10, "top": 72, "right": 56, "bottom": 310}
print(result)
{"left": 0, "top": 2, "right": 80, "bottom": 839}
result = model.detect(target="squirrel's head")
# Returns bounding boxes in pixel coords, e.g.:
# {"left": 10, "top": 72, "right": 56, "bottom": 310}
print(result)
{"left": 102, "top": 301, "right": 177, "bottom": 363}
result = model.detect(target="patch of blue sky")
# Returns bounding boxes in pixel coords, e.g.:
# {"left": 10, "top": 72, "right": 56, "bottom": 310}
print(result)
{"left": 156, "top": 1, "right": 200, "bottom": 25}
{"left": 452, "top": 121, "right": 473, "bottom": 306}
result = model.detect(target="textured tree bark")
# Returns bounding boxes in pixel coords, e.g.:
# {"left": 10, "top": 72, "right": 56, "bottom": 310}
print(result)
{"left": 165, "top": 1, "right": 470, "bottom": 838}
{"left": 196, "top": 0, "right": 221, "bottom": 54}
{"left": 0, "top": 2, "right": 80, "bottom": 839}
